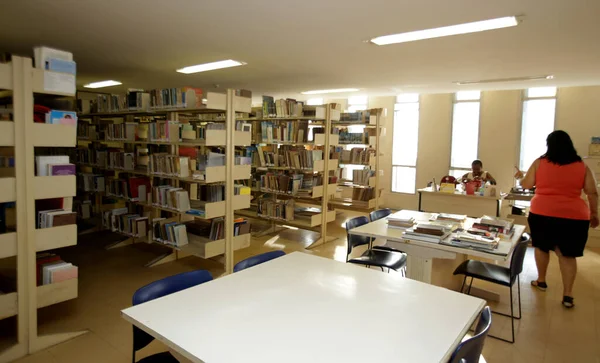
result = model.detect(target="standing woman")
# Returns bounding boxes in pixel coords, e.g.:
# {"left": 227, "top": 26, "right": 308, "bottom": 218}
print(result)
{"left": 515, "top": 130, "right": 599, "bottom": 308}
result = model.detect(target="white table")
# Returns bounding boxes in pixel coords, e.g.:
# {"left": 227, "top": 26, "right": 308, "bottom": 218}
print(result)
{"left": 121, "top": 252, "right": 486, "bottom": 363}
{"left": 349, "top": 210, "right": 525, "bottom": 286}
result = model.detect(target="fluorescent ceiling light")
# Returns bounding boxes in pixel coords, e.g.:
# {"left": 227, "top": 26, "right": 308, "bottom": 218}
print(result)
{"left": 83, "top": 80, "right": 122, "bottom": 89}
{"left": 370, "top": 16, "right": 519, "bottom": 45}
{"left": 455, "top": 75, "right": 553, "bottom": 85}
{"left": 176, "top": 59, "right": 246, "bottom": 74}
{"left": 302, "top": 88, "right": 359, "bottom": 95}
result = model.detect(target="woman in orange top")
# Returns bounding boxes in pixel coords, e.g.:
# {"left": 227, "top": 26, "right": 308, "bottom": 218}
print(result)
{"left": 515, "top": 130, "right": 598, "bottom": 308}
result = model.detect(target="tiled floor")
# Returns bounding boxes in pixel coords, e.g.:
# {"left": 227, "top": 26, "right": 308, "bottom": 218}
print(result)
{"left": 8, "top": 211, "right": 600, "bottom": 362}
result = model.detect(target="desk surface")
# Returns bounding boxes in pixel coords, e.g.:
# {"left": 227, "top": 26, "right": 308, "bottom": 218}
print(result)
{"left": 350, "top": 210, "right": 525, "bottom": 261}
{"left": 418, "top": 187, "right": 504, "bottom": 201}
{"left": 121, "top": 252, "right": 486, "bottom": 363}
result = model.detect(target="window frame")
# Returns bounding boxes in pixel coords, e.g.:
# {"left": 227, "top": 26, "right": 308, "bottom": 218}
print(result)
{"left": 391, "top": 94, "right": 420, "bottom": 194}
{"left": 449, "top": 91, "right": 482, "bottom": 178}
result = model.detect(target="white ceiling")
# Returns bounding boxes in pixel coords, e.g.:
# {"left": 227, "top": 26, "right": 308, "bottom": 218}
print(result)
{"left": 2, "top": 0, "right": 599, "bottom": 100}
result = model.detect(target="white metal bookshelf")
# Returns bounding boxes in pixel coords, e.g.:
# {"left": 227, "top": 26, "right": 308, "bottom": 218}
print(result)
{"left": 0, "top": 56, "right": 84, "bottom": 362}
{"left": 75, "top": 90, "right": 252, "bottom": 269}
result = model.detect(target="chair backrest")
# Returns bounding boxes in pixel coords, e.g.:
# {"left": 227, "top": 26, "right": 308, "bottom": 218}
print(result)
{"left": 369, "top": 208, "right": 392, "bottom": 222}
{"left": 449, "top": 306, "right": 492, "bottom": 363}
{"left": 345, "top": 216, "right": 371, "bottom": 257}
{"left": 233, "top": 250, "right": 286, "bottom": 272}
{"left": 510, "top": 233, "right": 531, "bottom": 280}
{"left": 132, "top": 270, "right": 213, "bottom": 354}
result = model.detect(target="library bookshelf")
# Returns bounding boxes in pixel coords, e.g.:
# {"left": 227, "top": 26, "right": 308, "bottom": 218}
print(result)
{"left": 75, "top": 89, "right": 252, "bottom": 269}
{"left": 0, "top": 56, "right": 84, "bottom": 362}
{"left": 328, "top": 108, "right": 385, "bottom": 212}
{"left": 242, "top": 104, "right": 340, "bottom": 247}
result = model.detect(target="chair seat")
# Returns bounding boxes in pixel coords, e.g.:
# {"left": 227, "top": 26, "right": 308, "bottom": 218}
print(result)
{"left": 349, "top": 249, "right": 407, "bottom": 271}
{"left": 453, "top": 260, "right": 512, "bottom": 286}
{"left": 138, "top": 351, "right": 180, "bottom": 363}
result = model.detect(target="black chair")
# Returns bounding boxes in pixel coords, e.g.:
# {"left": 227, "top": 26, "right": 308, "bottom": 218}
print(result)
{"left": 449, "top": 306, "right": 492, "bottom": 363}
{"left": 346, "top": 216, "right": 407, "bottom": 273}
{"left": 453, "top": 233, "right": 530, "bottom": 343}
{"left": 233, "top": 250, "right": 286, "bottom": 272}
{"left": 131, "top": 270, "right": 213, "bottom": 362}
{"left": 369, "top": 208, "right": 393, "bottom": 222}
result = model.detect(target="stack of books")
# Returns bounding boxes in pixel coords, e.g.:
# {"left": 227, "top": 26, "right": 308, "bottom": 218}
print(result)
{"left": 447, "top": 231, "right": 499, "bottom": 251}
{"left": 402, "top": 223, "right": 453, "bottom": 244}
{"left": 473, "top": 216, "right": 515, "bottom": 237}
{"left": 387, "top": 216, "right": 415, "bottom": 229}
{"left": 36, "top": 253, "right": 78, "bottom": 286}
{"left": 151, "top": 219, "right": 188, "bottom": 247}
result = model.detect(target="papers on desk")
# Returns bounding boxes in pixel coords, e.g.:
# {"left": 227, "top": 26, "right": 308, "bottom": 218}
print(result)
{"left": 430, "top": 213, "right": 467, "bottom": 223}
{"left": 443, "top": 231, "right": 499, "bottom": 251}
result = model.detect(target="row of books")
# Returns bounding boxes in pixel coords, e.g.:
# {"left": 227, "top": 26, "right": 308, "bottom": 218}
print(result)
{"left": 339, "top": 109, "right": 377, "bottom": 123}
{"left": 152, "top": 186, "right": 191, "bottom": 212}
{"left": 259, "top": 172, "right": 322, "bottom": 195}
{"left": 148, "top": 88, "right": 203, "bottom": 109}
{"left": 152, "top": 218, "right": 188, "bottom": 247}
{"left": 78, "top": 173, "right": 106, "bottom": 192}
{"left": 186, "top": 217, "right": 251, "bottom": 241}
{"left": 36, "top": 155, "right": 75, "bottom": 176}
{"left": 150, "top": 154, "right": 190, "bottom": 177}
{"left": 254, "top": 145, "right": 324, "bottom": 169}
{"left": 257, "top": 198, "right": 295, "bottom": 221}
{"left": 0, "top": 155, "right": 14, "bottom": 167}
{"left": 92, "top": 93, "right": 127, "bottom": 113}
{"left": 350, "top": 168, "right": 375, "bottom": 186}
{"left": 101, "top": 206, "right": 149, "bottom": 237}
{"left": 260, "top": 120, "right": 310, "bottom": 143}
{"left": 350, "top": 187, "right": 375, "bottom": 202}
{"left": 262, "top": 96, "right": 304, "bottom": 118}
{"left": 106, "top": 122, "right": 137, "bottom": 141}
{"left": 77, "top": 122, "right": 97, "bottom": 139}
{"left": 37, "top": 209, "right": 76, "bottom": 229}
{"left": 106, "top": 177, "right": 150, "bottom": 201}
{"left": 339, "top": 147, "right": 373, "bottom": 165}
{"left": 36, "top": 253, "right": 78, "bottom": 286}
{"left": 339, "top": 130, "right": 369, "bottom": 144}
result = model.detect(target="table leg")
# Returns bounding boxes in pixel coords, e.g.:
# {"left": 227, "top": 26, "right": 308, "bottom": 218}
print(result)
{"left": 405, "top": 255, "right": 432, "bottom": 283}
{"left": 170, "top": 350, "right": 194, "bottom": 363}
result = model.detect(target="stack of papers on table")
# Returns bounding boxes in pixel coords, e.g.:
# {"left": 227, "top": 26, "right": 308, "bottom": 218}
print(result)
{"left": 387, "top": 216, "right": 415, "bottom": 229}
{"left": 446, "top": 231, "right": 499, "bottom": 251}
{"left": 431, "top": 213, "right": 467, "bottom": 223}
{"left": 402, "top": 223, "right": 452, "bottom": 244}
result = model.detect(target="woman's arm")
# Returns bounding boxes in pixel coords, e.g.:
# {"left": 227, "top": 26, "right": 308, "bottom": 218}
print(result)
{"left": 517, "top": 159, "right": 540, "bottom": 189}
{"left": 583, "top": 166, "right": 599, "bottom": 228}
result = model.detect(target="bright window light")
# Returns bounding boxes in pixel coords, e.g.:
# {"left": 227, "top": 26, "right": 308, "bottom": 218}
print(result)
{"left": 520, "top": 99, "right": 556, "bottom": 170}
{"left": 392, "top": 97, "right": 419, "bottom": 194}
{"left": 527, "top": 87, "right": 557, "bottom": 98}
{"left": 396, "top": 93, "right": 419, "bottom": 103}
{"left": 306, "top": 98, "right": 323, "bottom": 106}
{"left": 83, "top": 80, "right": 122, "bottom": 89}
{"left": 371, "top": 16, "right": 519, "bottom": 45}
{"left": 456, "top": 90, "right": 481, "bottom": 101}
{"left": 176, "top": 59, "right": 246, "bottom": 74}
{"left": 450, "top": 101, "right": 480, "bottom": 169}
{"left": 302, "top": 88, "right": 359, "bottom": 95}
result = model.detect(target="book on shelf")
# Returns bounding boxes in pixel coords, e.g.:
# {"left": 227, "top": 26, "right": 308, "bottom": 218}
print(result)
{"left": 79, "top": 173, "right": 105, "bottom": 192}
{"left": 48, "top": 163, "right": 76, "bottom": 176}
{"left": 150, "top": 154, "right": 190, "bottom": 177}
{"left": 37, "top": 210, "right": 76, "bottom": 229}
{"left": 258, "top": 198, "right": 295, "bottom": 221}
{"left": 127, "top": 90, "right": 151, "bottom": 111}
{"left": 106, "top": 122, "right": 137, "bottom": 141}
{"left": 186, "top": 217, "right": 251, "bottom": 241}
{"left": 148, "top": 87, "right": 203, "bottom": 109}
{"left": 148, "top": 121, "right": 180, "bottom": 142}
{"left": 45, "top": 110, "right": 77, "bottom": 125}
{"left": 196, "top": 123, "right": 225, "bottom": 140}
{"left": 35, "top": 252, "right": 78, "bottom": 286}
{"left": 152, "top": 218, "right": 188, "bottom": 247}
{"left": 36, "top": 155, "right": 70, "bottom": 176}
{"left": 151, "top": 186, "right": 191, "bottom": 212}
{"left": 260, "top": 120, "right": 309, "bottom": 143}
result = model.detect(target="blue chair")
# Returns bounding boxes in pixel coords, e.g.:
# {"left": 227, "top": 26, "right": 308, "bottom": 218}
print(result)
{"left": 453, "top": 233, "right": 530, "bottom": 343}
{"left": 346, "top": 216, "right": 407, "bottom": 273}
{"left": 131, "top": 270, "right": 213, "bottom": 363}
{"left": 449, "top": 306, "right": 492, "bottom": 363}
{"left": 234, "top": 250, "right": 286, "bottom": 272}
{"left": 369, "top": 208, "right": 393, "bottom": 222}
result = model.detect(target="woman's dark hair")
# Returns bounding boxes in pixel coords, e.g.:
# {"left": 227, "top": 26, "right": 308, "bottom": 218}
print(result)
{"left": 542, "top": 130, "right": 582, "bottom": 165}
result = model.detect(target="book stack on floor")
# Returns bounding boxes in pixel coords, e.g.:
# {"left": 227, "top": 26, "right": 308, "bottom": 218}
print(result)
{"left": 152, "top": 218, "right": 188, "bottom": 247}
{"left": 387, "top": 216, "right": 415, "bottom": 229}
{"left": 402, "top": 223, "right": 453, "bottom": 244}
{"left": 472, "top": 215, "right": 515, "bottom": 238}
{"left": 36, "top": 253, "right": 78, "bottom": 286}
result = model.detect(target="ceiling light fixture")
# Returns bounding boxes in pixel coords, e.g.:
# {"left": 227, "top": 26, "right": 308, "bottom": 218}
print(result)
{"left": 83, "top": 80, "right": 122, "bottom": 89}
{"left": 370, "top": 16, "right": 520, "bottom": 45}
{"left": 301, "top": 88, "right": 359, "bottom": 95}
{"left": 176, "top": 59, "right": 246, "bottom": 74}
{"left": 454, "top": 75, "right": 554, "bottom": 86}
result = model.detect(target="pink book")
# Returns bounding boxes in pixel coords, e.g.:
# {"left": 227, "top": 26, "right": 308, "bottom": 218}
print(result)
{"left": 51, "top": 265, "right": 78, "bottom": 283}
{"left": 48, "top": 163, "right": 76, "bottom": 175}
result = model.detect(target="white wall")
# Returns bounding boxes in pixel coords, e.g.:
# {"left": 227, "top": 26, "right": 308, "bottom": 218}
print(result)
{"left": 370, "top": 85, "right": 600, "bottom": 210}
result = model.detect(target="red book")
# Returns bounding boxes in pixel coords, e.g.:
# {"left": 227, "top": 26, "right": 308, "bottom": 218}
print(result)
{"left": 128, "top": 177, "right": 150, "bottom": 199}
{"left": 179, "top": 147, "right": 196, "bottom": 158}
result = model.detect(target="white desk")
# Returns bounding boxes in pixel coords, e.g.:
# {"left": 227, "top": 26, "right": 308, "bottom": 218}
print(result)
{"left": 417, "top": 188, "right": 504, "bottom": 217}
{"left": 349, "top": 210, "right": 525, "bottom": 288}
{"left": 121, "top": 252, "right": 486, "bottom": 363}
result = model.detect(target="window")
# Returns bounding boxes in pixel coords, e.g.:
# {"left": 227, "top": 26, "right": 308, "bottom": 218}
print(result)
{"left": 306, "top": 97, "right": 323, "bottom": 106}
{"left": 347, "top": 95, "right": 368, "bottom": 112}
{"left": 520, "top": 87, "right": 557, "bottom": 170}
{"left": 391, "top": 94, "right": 419, "bottom": 193}
{"left": 449, "top": 91, "right": 481, "bottom": 178}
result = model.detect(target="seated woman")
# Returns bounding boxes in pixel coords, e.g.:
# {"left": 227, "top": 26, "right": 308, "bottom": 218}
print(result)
{"left": 461, "top": 160, "right": 497, "bottom": 185}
